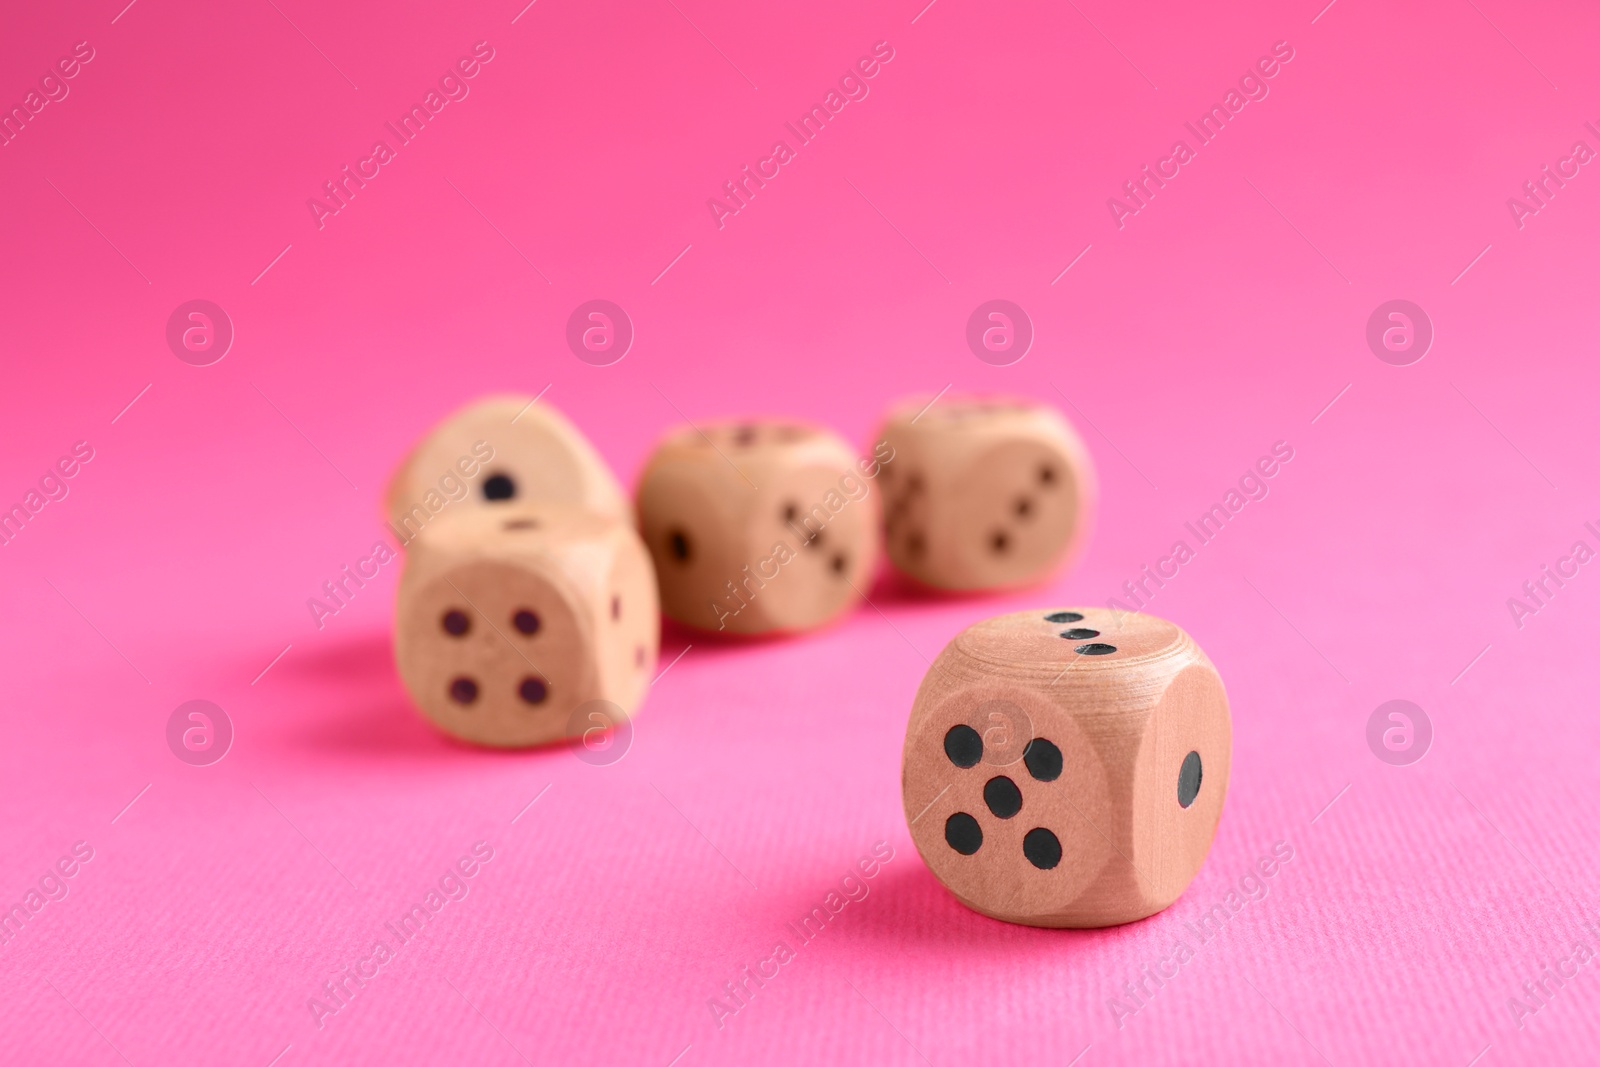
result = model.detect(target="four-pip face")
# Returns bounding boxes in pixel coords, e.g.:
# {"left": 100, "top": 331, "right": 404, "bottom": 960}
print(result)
{"left": 902, "top": 607, "right": 1230, "bottom": 927}
{"left": 635, "top": 420, "right": 879, "bottom": 635}
{"left": 395, "top": 505, "right": 658, "bottom": 748}
{"left": 876, "top": 396, "right": 1095, "bottom": 591}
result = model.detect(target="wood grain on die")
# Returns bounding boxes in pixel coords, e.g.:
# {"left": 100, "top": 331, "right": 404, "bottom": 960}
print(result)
{"left": 386, "top": 394, "right": 628, "bottom": 539}
{"left": 635, "top": 420, "right": 879, "bottom": 634}
{"left": 876, "top": 395, "right": 1095, "bottom": 591}
{"left": 901, "top": 608, "right": 1230, "bottom": 927}
{"left": 394, "top": 504, "right": 659, "bottom": 748}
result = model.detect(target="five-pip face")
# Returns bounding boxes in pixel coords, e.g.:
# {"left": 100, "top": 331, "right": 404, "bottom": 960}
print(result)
{"left": 902, "top": 607, "right": 1229, "bottom": 927}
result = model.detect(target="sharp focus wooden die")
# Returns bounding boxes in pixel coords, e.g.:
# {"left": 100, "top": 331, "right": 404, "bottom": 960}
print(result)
{"left": 386, "top": 394, "right": 629, "bottom": 540}
{"left": 394, "top": 504, "right": 659, "bottom": 748}
{"left": 635, "top": 420, "right": 881, "bottom": 635}
{"left": 901, "top": 608, "right": 1230, "bottom": 927}
{"left": 875, "top": 395, "right": 1095, "bottom": 591}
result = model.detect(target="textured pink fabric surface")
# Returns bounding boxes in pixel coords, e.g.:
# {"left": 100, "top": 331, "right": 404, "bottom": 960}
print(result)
{"left": 4, "top": 0, "right": 1599, "bottom": 1063}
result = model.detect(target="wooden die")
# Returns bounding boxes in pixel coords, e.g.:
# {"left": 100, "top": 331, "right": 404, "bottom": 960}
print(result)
{"left": 875, "top": 395, "right": 1094, "bottom": 591}
{"left": 386, "top": 394, "right": 628, "bottom": 542}
{"left": 635, "top": 420, "right": 881, "bottom": 635}
{"left": 394, "top": 504, "right": 658, "bottom": 748}
{"left": 901, "top": 608, "right": 1230, "bottom": 927}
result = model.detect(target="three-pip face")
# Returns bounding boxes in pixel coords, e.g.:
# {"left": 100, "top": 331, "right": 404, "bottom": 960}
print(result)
{"left": 877, "top": 396, "right": 1095, "bottom": 591}
{"left": 902, "top": 608, "right": 1230, "bottom": 927}
{"left": 395, "top": 506, "right": 658, "bottom": 748}
{"left": 636, "top": 420, "right": 879, "bottom": 635}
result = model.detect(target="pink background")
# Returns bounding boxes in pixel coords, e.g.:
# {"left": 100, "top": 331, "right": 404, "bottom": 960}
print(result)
{"left": 4, "top": 0, "right": 1599, "bottom": 1063}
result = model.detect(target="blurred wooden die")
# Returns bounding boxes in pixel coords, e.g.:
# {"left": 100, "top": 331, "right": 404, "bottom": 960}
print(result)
{"left": 394, "top": 504, "right": 658, "bottom": 748}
